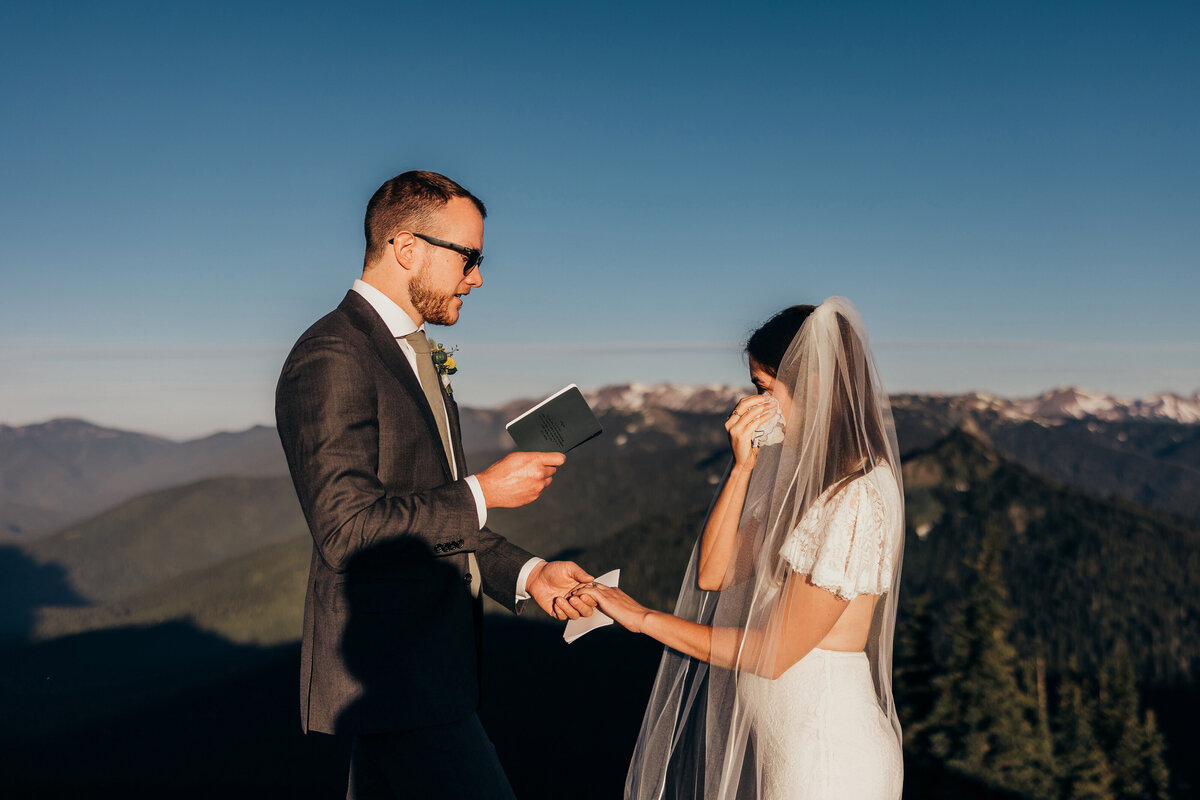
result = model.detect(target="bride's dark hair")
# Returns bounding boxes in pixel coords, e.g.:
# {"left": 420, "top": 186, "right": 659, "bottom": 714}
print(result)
{"left": 745, "top": 305, "right": 816, "bottom": 374}
{"left": 747, "top": 304, "right": 890, "bottom": 492}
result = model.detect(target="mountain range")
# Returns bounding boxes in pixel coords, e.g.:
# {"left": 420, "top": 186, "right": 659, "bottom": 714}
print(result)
{"left": 572, "top": 383, "right": 1200, "bottom": 425}
{"left": 1011, "top": 386, "right": 1200, "bottom": 424}
{"left": 5, "top": 388, "right": 1197, "bottom": 663}
{"left": 0, "top": 419, "right": 286, "bottom": 537}
{"left": 4, "top": 384, "right": 1198, "bottom": 539}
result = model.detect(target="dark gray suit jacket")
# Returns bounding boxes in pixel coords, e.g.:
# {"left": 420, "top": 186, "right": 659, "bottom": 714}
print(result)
{"left": 275, "top": 291, "right": 534, "bottom": 736}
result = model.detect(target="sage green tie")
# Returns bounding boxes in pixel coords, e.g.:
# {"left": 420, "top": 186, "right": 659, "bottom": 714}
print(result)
{"left": 402, "top": 330, "right": 481, "bottom": 597}
{"left": 402, "top": 330, "right": 454, "bottom": 474}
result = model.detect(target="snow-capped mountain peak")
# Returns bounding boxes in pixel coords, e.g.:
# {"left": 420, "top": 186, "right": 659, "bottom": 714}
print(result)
{"left": 1015, "top": 387, "right": 1127, "bottom": 421}
{"left": 1014, "top": 387, "right": 1200, "bottom": 424}
{"left": 585, "top": 384, "right": 1200, "bottom": 425}
{"left": 584, "top": 383, "right": 744, "bottom": 414}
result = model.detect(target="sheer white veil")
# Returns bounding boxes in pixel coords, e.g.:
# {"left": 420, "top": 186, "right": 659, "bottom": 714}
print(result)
{"left": 625, "top": 297, "right": 905, "bottom": 799}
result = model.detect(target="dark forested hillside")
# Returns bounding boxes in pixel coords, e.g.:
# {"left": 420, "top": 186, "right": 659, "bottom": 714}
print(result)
{"left": 484, "top": 407, "right": 732, "bottom": 559}
{"left": 901, "top": 429, "right": 1200, "bottom": 686}
{"left": 0, "top": 476, "right": 307, "bottom": 641}
{"left": 13, "top": 476, "right": 305, "bottom": 603}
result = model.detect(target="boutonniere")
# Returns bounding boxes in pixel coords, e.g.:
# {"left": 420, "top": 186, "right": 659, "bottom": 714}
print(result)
{"left": 430, "top": 340, "right": 459, "bottom": 394}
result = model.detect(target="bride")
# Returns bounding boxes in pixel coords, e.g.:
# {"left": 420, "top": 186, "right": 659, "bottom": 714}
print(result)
{"left": 577, "top": 297, "right": 905, "bottom": 800}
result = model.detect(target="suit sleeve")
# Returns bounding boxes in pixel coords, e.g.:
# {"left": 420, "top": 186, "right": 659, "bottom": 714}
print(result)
{"left": 277, "top": 334, "right": 525, "bottom": 574}
{"left": 476, "top": 526, "right": 538, "bottom": 613}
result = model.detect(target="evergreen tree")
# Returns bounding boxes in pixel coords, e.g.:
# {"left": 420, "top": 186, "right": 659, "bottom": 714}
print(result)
{"left": 895, "top": 591, "right": 938, "bottom": 754}
{"left": 919, "top": 533, "right": 1055, "bottom": 798}
{"left": 1095, "top": 641, "right": 1171, "bottom": 799}
{"left": 1136, "top": 710, "right": 1170, "bottom": 800}
{"left": 1097, "top": 641, "right": 1146, "bottom": 799}
{"left": 1054, "top": 672, "right": 1115, "bottom": 800}
{"left": 1022, "top": 651, "right": 1058, "bottom": 794}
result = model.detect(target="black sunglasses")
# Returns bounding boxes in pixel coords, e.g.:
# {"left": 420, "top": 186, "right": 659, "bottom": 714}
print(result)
{"left": 389, "top": 232, "right": 484, "bottom": 275}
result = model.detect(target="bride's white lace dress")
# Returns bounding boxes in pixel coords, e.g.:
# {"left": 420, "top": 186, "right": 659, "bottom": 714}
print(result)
{"left": 737, "top": 465, "right": 904, "bottom": 800}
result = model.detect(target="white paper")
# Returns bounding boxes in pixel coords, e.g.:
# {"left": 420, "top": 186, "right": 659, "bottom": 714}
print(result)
{"left": 563, "top": 568, "right": 620, "bottom": 644}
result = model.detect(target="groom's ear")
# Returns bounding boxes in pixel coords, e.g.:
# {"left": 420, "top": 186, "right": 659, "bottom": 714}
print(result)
{"left": 389, "top": 232, "right": 419, "bottom": 271}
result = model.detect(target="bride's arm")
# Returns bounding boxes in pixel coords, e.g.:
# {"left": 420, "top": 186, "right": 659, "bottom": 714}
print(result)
{"left": 580, "top": 578, "right": 850, "bottom": 679}
{"left": 696, "top": 462, "right": 754, "bottom": 590}
{"left": 697, "top": 395, "right": 778, "bottom": 591}
{"left": 574, "top": 585, "right": 714, "bottom": 658}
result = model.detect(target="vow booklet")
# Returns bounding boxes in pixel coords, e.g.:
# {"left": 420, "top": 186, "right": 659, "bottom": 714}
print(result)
{"left": 506, "top": 384, "right": 603, "bottom": 453}
{"left": 563, "top": 569, "right": 620, "bottom": 644}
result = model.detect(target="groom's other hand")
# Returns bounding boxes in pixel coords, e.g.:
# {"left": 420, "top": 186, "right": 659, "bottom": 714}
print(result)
{"left": 526, "top": 560, "right": 598, "bottom": 620}
{"left": 477, "top": 451, "right": 567, "bottom": 508}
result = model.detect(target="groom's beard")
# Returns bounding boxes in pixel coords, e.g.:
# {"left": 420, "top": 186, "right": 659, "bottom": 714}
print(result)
{"left": 409, "top": 270, "right": 458, "bottom": 326}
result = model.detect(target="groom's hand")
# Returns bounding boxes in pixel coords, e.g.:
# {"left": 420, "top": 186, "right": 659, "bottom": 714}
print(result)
{"left": 477, "top": 451, "right": 566, "bottom": 508}
{"left": 526, "top": 560, "right": 598, "bottom": 620}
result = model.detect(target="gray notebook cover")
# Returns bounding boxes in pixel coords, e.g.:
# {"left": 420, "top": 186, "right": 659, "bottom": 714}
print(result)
{"left": 505, "top": 384, "right": 603, "bottom": 453}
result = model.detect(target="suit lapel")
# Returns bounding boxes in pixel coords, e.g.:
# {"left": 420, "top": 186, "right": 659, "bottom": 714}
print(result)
{"left": 337, "top": 291, "right": 453, "bottom": 482}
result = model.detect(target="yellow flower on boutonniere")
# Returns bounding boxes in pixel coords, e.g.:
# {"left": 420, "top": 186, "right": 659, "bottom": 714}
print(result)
{"left": 429, "top": 340, "right": 459, "bottom": 394}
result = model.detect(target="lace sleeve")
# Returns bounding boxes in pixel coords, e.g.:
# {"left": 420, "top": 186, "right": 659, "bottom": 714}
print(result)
{"left": 778, "top": 471, "right": 897, "bottom": 601}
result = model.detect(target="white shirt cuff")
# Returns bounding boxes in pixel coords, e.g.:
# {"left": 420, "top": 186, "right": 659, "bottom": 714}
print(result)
{"left": 464, "top": 475, "right": 487, "bottom": 528}
{"left": 515, "top": 557, "right": 545, "bottom": 602}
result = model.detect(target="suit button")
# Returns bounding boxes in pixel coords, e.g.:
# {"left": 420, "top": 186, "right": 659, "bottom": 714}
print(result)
{"left": 464, "top": 573, "right": 472, "bottom": 583}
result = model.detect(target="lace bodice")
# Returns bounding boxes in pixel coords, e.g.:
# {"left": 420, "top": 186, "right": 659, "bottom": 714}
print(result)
{"left": 778, "top": 464, "right": 902, "bottom": 601}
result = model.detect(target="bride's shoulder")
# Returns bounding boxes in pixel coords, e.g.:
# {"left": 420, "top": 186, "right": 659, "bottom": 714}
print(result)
{"left": 861, "top": 461, "right": 901, "bottom": 506}
{"left": 781, "top": 461, "right": 901, "bottom": 597}
{"left": 789, "top": 463, "right": 899, "bottom": 546}
{"left": 824, "top": 461, "right": 899, "bottom": 513}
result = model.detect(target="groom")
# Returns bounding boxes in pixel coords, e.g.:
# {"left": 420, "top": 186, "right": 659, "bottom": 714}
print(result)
{"left": 275, "top": 170, "right": 595, "bottom": 799}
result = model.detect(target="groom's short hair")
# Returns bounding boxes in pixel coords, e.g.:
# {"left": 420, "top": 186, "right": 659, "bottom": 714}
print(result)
{"left": 364, "top": 171, "right": 487, "bottom": 267}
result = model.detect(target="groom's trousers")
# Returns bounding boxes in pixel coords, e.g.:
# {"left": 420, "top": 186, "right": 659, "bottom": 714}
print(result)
{"left": 347, "top": 713, "right": 517, "bottom": 799}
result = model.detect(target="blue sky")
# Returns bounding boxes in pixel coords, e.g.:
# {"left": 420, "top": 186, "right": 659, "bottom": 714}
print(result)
{"left": 2, "top": 1, "right": 1197, "bottom": 438}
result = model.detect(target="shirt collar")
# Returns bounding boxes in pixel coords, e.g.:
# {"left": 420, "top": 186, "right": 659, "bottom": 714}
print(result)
{"left": 352, "top": 279, "right": 422, "bottom": 338}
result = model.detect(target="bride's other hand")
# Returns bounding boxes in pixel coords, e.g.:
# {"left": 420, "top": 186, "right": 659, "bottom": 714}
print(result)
{"left": 573, "top": 584, "right": 651, "bottom": 634}
{"left": 726, "top": 394, "right": 778, "bottom": 468}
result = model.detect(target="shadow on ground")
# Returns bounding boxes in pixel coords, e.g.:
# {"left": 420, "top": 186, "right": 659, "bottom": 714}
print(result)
{"left": 1, "top": 612, "right": 1193, "bottom": 798}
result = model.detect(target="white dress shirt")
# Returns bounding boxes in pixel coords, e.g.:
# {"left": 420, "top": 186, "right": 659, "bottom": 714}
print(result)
{"left": 351, "top": 280, "right": 542, "bottom": 600}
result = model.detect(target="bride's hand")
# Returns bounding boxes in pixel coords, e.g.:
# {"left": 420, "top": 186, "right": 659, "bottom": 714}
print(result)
{"left": 725, "top": 394, "right": 778, "bottom": 468}
{"left": 571, "top": 583, "right": 651, "bottom": 634}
